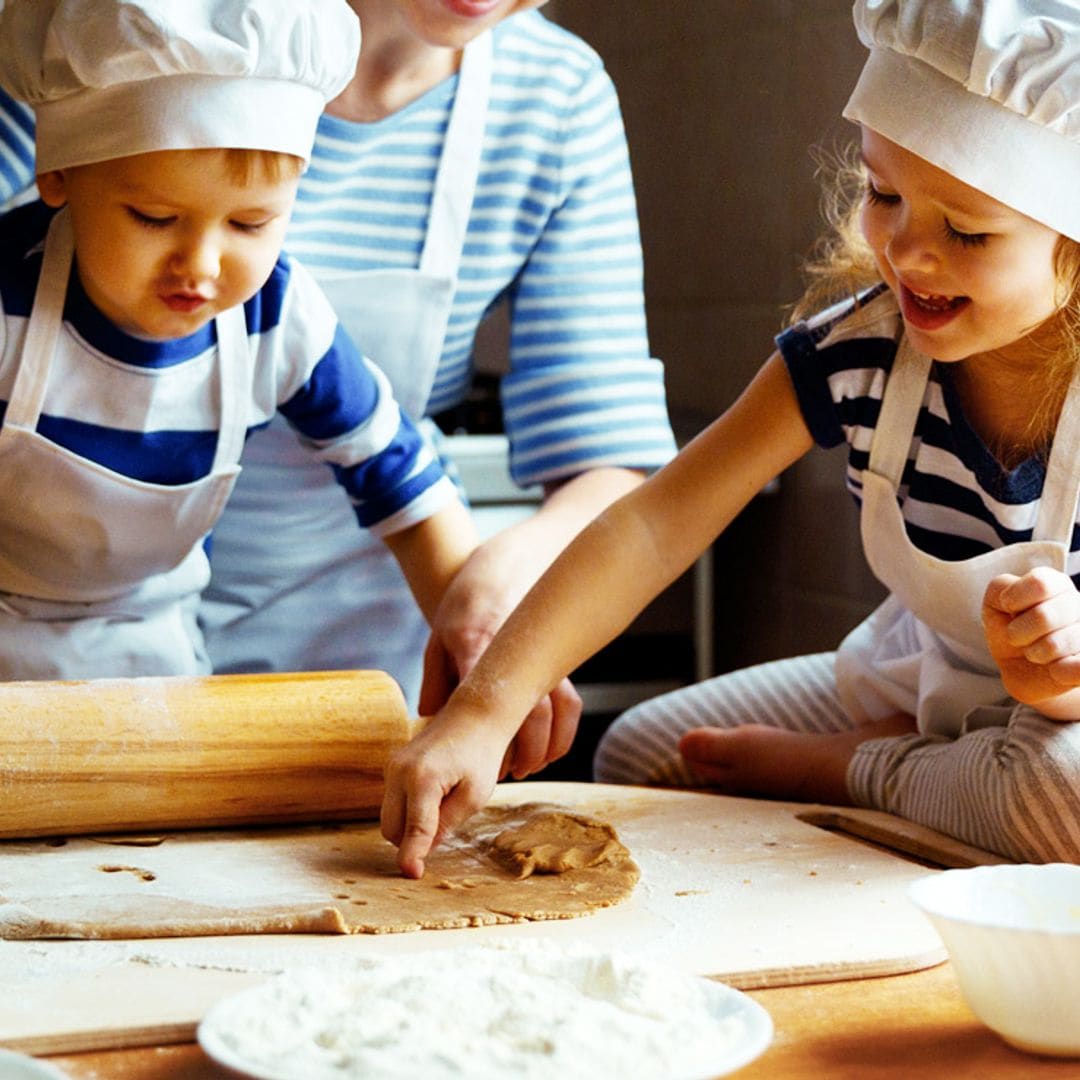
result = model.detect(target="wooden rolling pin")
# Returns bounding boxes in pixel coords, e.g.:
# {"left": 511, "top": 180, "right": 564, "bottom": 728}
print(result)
{"left": 0, "top": 670, "right": 420, "bottom": 839}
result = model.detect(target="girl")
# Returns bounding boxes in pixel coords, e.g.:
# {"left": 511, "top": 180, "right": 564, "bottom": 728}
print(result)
{"left": 379, "top": 0, "right": 1080, "bottom": 877}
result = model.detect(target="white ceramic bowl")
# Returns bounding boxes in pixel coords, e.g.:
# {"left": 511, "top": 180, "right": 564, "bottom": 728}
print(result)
{"left": 0, "top": 1049, "right": 71, "bottom": 1078}
{"left": 197, "top": 944, "right": 773, "bottom": 1080}
{"left": 909, "top": 864, "right": 1080, "bottom": 1057}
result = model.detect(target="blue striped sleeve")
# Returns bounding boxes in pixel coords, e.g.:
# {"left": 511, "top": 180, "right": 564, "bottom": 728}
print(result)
{"left": 0, "top": 88, "right": 35, "bottom": 209}
{"left": 498, "top": 57, "right": 675, "bottom": 486}
{"left": 280, "top": 319, "right": 458, "bottom": 533}
{"left": 278, "top": 323, "right": 381, "bottom": 441}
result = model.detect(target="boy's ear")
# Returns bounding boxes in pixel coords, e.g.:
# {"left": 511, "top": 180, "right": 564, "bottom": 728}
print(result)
{"left": 36, "top": 170, "right": 68, "bottom": 208}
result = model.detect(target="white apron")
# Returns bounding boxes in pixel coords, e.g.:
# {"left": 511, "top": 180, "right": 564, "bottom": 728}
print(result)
{"left": 0, "top": 208, "right": 251, "bottom": 679}
{"left": 835, "top": 336, "right": 1080, "bottom": 734}
{"left": 200, "top": 33, "right": 492, "bottom": 706}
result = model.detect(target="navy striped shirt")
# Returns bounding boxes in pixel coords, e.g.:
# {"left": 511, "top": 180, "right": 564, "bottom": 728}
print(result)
{"left": 779, "top": 287, "right": 1080, "bottom": 581}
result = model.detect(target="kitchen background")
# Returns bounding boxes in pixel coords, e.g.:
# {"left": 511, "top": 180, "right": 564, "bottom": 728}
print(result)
{"left": 442, "top": 1, "right": 891, "bottom": 774}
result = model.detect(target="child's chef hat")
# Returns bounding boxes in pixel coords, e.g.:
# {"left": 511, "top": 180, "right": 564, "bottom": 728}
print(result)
{"left": 0, "top": 0, "right": 360, "bottom": 173}
{"left": 843, "top": 0, "right": 1080, "bottom": 241}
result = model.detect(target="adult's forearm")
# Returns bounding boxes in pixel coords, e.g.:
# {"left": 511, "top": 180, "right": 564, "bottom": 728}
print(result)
{"left": 495, "top": 465, "right": 646, "bottom": 574}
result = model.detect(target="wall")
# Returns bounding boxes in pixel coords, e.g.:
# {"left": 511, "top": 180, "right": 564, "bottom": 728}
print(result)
{"left": 549, "top": 1, "right": 887, "bottom": 670}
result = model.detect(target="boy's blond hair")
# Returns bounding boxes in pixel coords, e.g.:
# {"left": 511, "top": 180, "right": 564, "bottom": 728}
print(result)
{"left": 223, "top": 149, "right": 304, "bottom": 185}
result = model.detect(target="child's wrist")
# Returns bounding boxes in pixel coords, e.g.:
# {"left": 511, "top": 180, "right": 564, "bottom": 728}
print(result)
{"left": 1031, "top": 687, "right": 1080, "bottom": 722}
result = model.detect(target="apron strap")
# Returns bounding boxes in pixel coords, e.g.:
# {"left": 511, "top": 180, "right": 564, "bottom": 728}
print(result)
{"left": 6, "top": 208, "right": 74, "bottom": 430}
{"left": 419, "top": 30, "right": 492, "bottom": 278}
{"left": 866, "top": 334, "right": 932, "bottom": 488}
{"left": 210, "top": 304, "right": 252, "bottom": 472}
{"left": 1033, "top": 371, "right": 1080, "bottom": 543}
{"left": 869, "top": 333, "right": 1080, "bottom": 547}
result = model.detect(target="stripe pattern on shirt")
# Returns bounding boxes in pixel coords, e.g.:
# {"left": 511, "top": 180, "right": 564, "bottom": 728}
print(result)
{"left": 288, "top": 10, "right": 675, "bottom": 486}
{"left": 0, "top": 202, "right": 455, "bottom": 538}
{"left": 778, "top": 286, "right": 1080, "bottom": 585}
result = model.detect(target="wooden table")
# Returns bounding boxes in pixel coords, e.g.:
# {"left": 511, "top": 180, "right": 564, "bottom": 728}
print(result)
{"left": 40, "top": 961, "right": 1079, "bottom": 1079}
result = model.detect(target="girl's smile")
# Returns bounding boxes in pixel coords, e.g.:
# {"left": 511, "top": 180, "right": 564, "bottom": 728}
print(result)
{"left": 896, "top": 281, "right": 971, "bottom": 331}
{"left": 859, "top": 127, "right": 1062, "bottom": 366}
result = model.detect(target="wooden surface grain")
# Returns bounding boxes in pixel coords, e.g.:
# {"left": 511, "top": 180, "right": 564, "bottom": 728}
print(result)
{"left": 0, "top": 670, "right": 411, "bottom": 839}
{"left": 1, "top": 785, "right": 960, "bottom": 1057}
{"left": 41, "top": 963, "right": 1080, "bottom": 1079}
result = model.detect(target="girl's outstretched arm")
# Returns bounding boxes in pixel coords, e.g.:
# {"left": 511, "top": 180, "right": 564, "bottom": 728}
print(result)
{"left": 381, "top": 351, "right": 815, "bottom": 877}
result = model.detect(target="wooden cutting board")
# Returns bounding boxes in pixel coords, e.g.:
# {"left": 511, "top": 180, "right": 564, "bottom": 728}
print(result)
{"left": 0, "top": 781, "right": 1004, "bottom": 1055}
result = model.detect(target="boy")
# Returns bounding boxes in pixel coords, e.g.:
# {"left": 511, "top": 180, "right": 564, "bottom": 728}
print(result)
{"left": 0, "top": 0, "right": 476, "bottom": 679}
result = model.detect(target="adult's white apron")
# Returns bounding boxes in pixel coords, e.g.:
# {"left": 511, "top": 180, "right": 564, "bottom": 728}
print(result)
{"left": 0, "top": 208, "right": 251, "bottom": 679}
{"left": 835, "top": 336, "right": 1080, "bottom": 734}
{"left": 200, "top": 33, "right": 492, "bottom": 708}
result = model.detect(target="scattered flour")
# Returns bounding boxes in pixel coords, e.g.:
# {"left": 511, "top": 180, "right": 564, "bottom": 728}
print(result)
{"left": 199, "top": 943, "right": 761, "bottom": 1080}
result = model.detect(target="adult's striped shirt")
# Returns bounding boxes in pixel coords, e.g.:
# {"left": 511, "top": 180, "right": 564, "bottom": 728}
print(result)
{"left": 290, "top": 9, "right": 676, "bottom": 484}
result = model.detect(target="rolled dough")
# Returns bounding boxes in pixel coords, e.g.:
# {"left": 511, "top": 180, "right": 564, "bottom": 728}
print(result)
{"left": 0, "top": 802, "right": 639, "bottom": 940}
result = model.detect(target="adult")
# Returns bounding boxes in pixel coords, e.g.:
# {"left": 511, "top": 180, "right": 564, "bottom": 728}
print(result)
{"left": 0, "top": 1, "right": 676, "bottom": 772}
{"left": 200, "top": 0, "right": 676, "bottom": 764}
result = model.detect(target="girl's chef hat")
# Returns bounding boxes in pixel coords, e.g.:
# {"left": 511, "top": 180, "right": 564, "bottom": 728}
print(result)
{"left": 843, "top": 0, "right": 1080, "bottom": 240}
{"left": 0, "top": 0, "right": 360, "bottom": 173}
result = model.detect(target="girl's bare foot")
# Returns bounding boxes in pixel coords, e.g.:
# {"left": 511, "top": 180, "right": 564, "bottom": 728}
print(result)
{"left": 677, "top": 714, "right": 918, "bottom": 804}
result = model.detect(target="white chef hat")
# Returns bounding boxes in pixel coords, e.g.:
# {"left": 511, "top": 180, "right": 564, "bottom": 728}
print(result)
{"left": 843, "top": 0, "right": 1080, "bottom": 241}
{"left": 0, "top": 0, "right": 360, "bottom": 173}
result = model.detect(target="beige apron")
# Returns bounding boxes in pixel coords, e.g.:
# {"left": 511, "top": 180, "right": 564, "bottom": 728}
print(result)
{"left": 836, "top": 336, "right": 1080, "bottom": 734}
{"left": 201, "top": 33, "right": 492, "bottom": 705}
{"left": 0, "top": 208, "right": 251, "bottom": 678}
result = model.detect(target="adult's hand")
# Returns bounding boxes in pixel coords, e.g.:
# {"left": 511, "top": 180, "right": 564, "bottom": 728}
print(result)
{"left": 419, "top": 466, "right": 644, "bottom": 775}
{"left": 418, "top": 528, "right": 581, "bottom": 779}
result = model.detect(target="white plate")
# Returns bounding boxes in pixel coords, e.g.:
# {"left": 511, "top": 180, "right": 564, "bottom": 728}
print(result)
{"left": 0, "top": 1049, "right": 71, "bottom": 1079}
{"left": 197, "top": 947, "right": 773, "bottom": 1080}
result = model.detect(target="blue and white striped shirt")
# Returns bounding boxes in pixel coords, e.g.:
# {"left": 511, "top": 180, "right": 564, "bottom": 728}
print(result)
{"left": 0, "top": 202, "right": 456, "bottom": 541}
{"left": 0, "top": 84, "right": 31, "bottom": 208}
{"left": 291, "top": 10, "right": 676, "bottom": 485}
{"left": 779, "top": 287, "right": 1080, "bottom": 583}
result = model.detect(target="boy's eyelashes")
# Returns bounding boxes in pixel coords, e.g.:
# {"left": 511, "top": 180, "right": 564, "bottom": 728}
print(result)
{"left": 942, "top": 220, "right": 989, "bottom": 248}
{"left": 126, "top": 206, "right": 174, "bottom": 228}
{"left": 230, "top": 219, "right": 268, "bottom": 234}
{"left": 123, "top": 206, "right": 270, "bottom": 234}
{"left": 864, "top": 182, "right": 989, "bottom": 248}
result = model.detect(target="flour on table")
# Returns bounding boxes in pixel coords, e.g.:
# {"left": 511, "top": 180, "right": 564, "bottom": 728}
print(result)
{"left": 199, "top": 943, "right": 754, "bottom": 1080}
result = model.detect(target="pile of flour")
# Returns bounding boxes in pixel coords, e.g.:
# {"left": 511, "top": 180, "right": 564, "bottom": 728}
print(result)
{"left": 199, "top": 943, "right": 757, "bottom": 1079}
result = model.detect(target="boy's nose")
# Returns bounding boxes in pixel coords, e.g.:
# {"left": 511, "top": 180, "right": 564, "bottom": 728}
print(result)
{"left": 172, "top": 235, "right": 221, "bottom": 281}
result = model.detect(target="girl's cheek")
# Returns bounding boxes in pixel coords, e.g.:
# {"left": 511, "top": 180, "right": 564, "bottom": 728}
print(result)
{"left": 859, "top": 203, "right": 883, "bottom": 249}
{"left": 860, "top": 206, "right": 893, "bottom": 276}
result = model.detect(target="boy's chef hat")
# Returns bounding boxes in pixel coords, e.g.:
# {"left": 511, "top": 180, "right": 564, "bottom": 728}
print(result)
{"left": 0, "top": 0, "right": 360, "bottom": 173}
{"left": 843, "top": 0, "right": 1080, "bottom": 241}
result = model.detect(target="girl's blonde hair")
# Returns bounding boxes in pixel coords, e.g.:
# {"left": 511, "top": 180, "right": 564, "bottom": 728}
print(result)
{"left": 792, "top": 143, "right": 1080, "bottom": 461}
